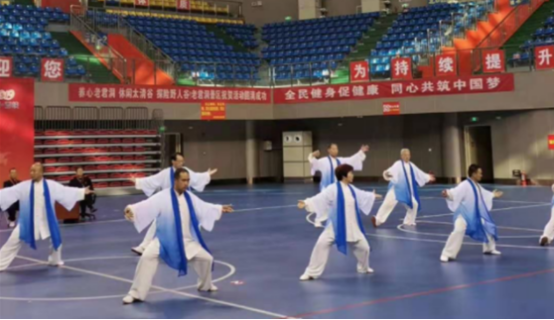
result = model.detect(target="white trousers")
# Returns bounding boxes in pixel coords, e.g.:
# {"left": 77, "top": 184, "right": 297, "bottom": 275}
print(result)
{"left": 541, "top": 209, "right": 554, "bottom": 243}
{"left": 303, "top": 228, "right": 370, "bottom": 278}
{"left": 375, "top": 188, "right": 419, "bottom": 226}
{"left": 0, "top": 226, "right": 62, "bottom": 271}
{"left": 136, "top": 221, "right": 157, "bottom": 251}
{"left": 128, "top": 238, "right": 214, "bottom": 301}
{"left": 441, "top": 216, "right": 497, "bottom": 259}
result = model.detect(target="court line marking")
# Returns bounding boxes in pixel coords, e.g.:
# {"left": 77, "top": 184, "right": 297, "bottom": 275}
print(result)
{"left": 288, "top": 267, "right": 554, "bottom": 319}
{"left": 415, "top": 203, "right": 550, "bottom": 220}
{"left": 415, "top": 220, "right": 544, "bottom": 233}
{"left": 396, "top": 224, "right": 541, "bottom": 239}
{"left": 0, "top": 256, "right": 236, "bottom": 302}
{"left": 10, "top": 255, "right": 287, "bottom": 318}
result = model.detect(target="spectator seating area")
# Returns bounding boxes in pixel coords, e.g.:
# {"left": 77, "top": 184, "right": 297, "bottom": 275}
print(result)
{"left": 0, "top": 4, "right": 85, "bottom": 78}
{"left": 100, "top": 0, "right": 230, "bottom": 15}
{"left": 92, "top": 11, "right": 260, "bottom": 81}
{"left": 217, "top": 23, "right": 258, "bottom": 49}
{"left": 262, "top": 12, "right": 381, "bottom": 81}
{"left": 511, "top": 10, "right": 554, "bottom": 65}
{"left": 35, "top": 130, "right": 161, "bottom": 189}
{"left": 368, "top": 2, "right": 492, "bottom": 78}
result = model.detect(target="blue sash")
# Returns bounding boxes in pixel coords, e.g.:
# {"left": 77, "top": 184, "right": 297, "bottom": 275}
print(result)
{"left": 23, "top": 180, "right": 61, "bottom": 250}
{"left": 168, "top": 189, "right": 188, "bottom": 276}
{"left": 466, "top": 179, "right": 498, "bottom": 242}
{"left": 334, "top": 182, "right": 368, "bottom": 255}
{"left": 391, "top": 162, "right": 421, "bottom": 212}
{"left": 327, "top": 156, "right": 341, "bottom": 184}
{"left": 170, "top": 167, "right": 175, "bottom": 187}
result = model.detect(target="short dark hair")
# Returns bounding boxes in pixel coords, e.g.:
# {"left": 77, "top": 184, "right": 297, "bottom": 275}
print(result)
{"left": 75, "top": 167, "right": 83, "bottom": 172}
{"left": 170, "top": 153, "right": 184, "bottom": 162}
{"left": 335, "top": 164, "right": 353, "bottom": 181}
{"left": 328, "top": 143, "right": 338, "bottom": 150}
{"left": 174, "top": 167, "right": 190, "bottom": 180}
{"left": 468, "top": 164, "right": 481, "bottom": 177}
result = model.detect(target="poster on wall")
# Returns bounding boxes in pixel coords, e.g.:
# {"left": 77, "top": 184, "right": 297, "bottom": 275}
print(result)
{"left": 549, "top": 135, "right": 554, "bottom": 150}
{"left": 383, "top": 102, "right": 400, "bottom": 115}
{"left": 201, "top": 102, "right": 226, "bottom": 120}
{"left": 0, "top": 78, "right": 35, "bottom": 183}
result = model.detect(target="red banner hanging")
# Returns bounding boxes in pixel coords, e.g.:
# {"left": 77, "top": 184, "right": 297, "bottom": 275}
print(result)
{"left": 549, "top": 135, "right": 554, "bottom": 150}
{"left": 41, "top": 58, "right": 64, "bottom": 82}
{"left": 177, "top": 0, "right": 190, "bottom": 10}
{"left": 0, "top": 78, "right": 35, "bottom": 183}
{"left": 482, "top": 49, "right": 505, "bottom": 73}
{"left": 134, "top": 0, "right": 149, "bottom": 6}
{"left": 201, "top": 102, "right": 226, "bottom": 120}
{"left": 68, "top": 84, "right": 271, "bottom": 104}
{"left": 435, "top": 54, "right": 457, "bottom": 77}
{"left": 0, "top": 57, "right": 13, "bottom": 78}
{"left": 383, "top": 102, "right": 400, "bottom": 115}
{"left": 391, "top": 57, "right": 412, "bottom": 80}
{"left": 534, "top": 45, "right": 554, "bottom": 70}
{"left": 349, "top": 61, "right": 370, "bottom": 82}
{"left": 273, "top": 74, "right": 515, "bottom": 104}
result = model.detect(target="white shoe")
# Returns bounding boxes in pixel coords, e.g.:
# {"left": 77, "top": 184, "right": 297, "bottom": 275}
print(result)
{"left": 8, "top": 221, "right": 15, "bottom": 228}
{"left": 131, "top": 247, "right": 144, "bottom": 256}
{"left": 440, "top": 255, "right": 449, "bottom": 262}
{"left": 539, "top": 236, "right": 550, "bottom": 246}
{"left": 198, "top": 285, "right": 218, "bottom": 292}
{"left": 403, "top": 221, "right": 417, "bottom": 227}
{"left": 484, "top": 250, "right": 501, "bottom": 256}
{"left": 48, "top": 256, "right": 64, "bottom": 267}
{"left": 122, "top": 295, "right": 141, "bottom": 305}
{"left": 299, "top": 274, "right": 316, "bottom": 281}
{"left": 314, "top": 221, "right": 324, "bottom": 228}
{"left": 357, "top": 267, "right": 374, "bottom": 274}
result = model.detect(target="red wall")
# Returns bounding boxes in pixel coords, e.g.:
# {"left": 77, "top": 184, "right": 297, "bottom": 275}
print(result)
{"left": 0, "top": 78, "right": 35, "bottom": 184}
{"left": 40, "top": 0, "right": 80, "bottom": 14}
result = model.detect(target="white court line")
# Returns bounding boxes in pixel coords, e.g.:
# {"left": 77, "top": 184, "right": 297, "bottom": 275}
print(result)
{"left": 11, "top": 255, "right": 287, "bottom": 318}
{"left": 416, "top": 203, "right": 550, "bottom": 220}
{"left": 396, "top": 224, "right": 541, "bottom": 239}
{"left": 416, "top": 220, "right": 544, "bottom": 233}
{"left": 233, "top": 204, "right": 298, "bottom": 213}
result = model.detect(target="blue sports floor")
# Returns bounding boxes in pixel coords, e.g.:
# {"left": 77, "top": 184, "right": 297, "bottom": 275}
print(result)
{"left": 1, "top": 183, "right": 553, "bottom": 319}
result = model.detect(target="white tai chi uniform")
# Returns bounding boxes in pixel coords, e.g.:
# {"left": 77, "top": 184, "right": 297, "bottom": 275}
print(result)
{"left": 540, "top": 185, "right": 554, "bottom": 244}
{"left": 375, "top": 160, "right": 431, "bottom": 226}
{"left": 301, "top": 182, "right": 376, "bottom": 278}
{"left": 0, "top": 179, "right": 85, "bottom": 271}
{"left": 133, "top": 166, "right": 211, "bottom": 253}
{"left": 126, "top": 188, "right": 223, "bottom": 301}
{"left": 441, "top": 179, "right": 499, "bottom": 260}
{"left": 308, "top": 150, "right": 366, "bottom": 226}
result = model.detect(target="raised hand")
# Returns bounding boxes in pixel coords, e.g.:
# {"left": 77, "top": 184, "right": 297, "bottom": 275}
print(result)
{"left": 441, "top": 190, "right": 449, "bottom": 198}
{"left": 312, "top": 150, "right": 321, "bottom": 158}
{"left": 384, "top": 171, "right": 393, "bottom": 180}
{"left": 373, "top": 190, "right": 383, "bottom": 199}
{"left": 493, "top": 190, "right": 504, "bottom": 199}
{"left": 84, "top": 187, "right": 94, "bottom": 195}
{"left": 222, "top": 205, "right": 233, "bottom": 213}
{"left": 298, "top": 200, "right": 306, "bottom": 209}
{"left": 129, "top": 177, "right": 137, "bottom": 184}
{"left": 429, "top": 174, "right": 436, "bottom": 182}
{"left": 124, "top": 207, "right": 134, "bottom": 222}
{"left": 209, "top": 168, "right": 218, "bottom": 176}
{"left": 360, "top": 145, "right": 370, "bottom": 153}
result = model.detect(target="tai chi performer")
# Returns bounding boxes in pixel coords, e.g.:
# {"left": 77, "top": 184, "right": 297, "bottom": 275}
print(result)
{"left": 539, "top": 184, "right": 554, "bottom": 246}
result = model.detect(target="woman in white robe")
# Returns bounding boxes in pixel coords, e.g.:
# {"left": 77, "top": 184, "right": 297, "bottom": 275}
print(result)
{"left": 308, "top": 144, "right": 369, "bottom": 228}
{"left": 298, "top": 164, "right": 381, "bottom": 281}
{"left": 539, "top": 184, "right": 554, "bottom": 246}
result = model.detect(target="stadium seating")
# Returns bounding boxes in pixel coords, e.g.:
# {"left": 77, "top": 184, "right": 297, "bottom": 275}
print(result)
{"left": 90, "top": 11, "right": 261, "bottom": 81}
{"left": 0, "top": 4, "right": 84, "bottom": 78}
{"left": 99, "top": 0, "right": 230, "bottom": 15}
{"left": 510, "top": 9, "right": 554, "bottom": 65}
{"left": 217, "top": 23, "right": 258, "bottom": 49}
{"left": 262, "top": 12, "right": 381, "bottom": 81}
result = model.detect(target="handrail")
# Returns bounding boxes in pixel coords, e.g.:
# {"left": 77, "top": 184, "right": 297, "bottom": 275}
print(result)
{"left": 475, "top": 2, "right": 520, "bottom": 48}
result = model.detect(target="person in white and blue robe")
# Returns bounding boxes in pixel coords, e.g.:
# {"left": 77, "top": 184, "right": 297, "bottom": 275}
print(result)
{"left": 0, "top": 163, "right": 89, "bottom": 271}
{"left": 539, "top": 184, "right": 554, "bottom": 246}
{"left": 131, "top": 152, "right": 216, "bottom": 255}
{"left": 373, "top": 148, "right": 434, "bottom": 227}
{"left": 308, "top": 143, "right": 369, "bottom": 228}
{"left": 298, "top": 164, "right": 381, "bottom": 281}
{"left": 122, "top": 168, "right": 232, "bottom": 304}
{"left": 440, "top": 164, "right": 503, "bottom": 262}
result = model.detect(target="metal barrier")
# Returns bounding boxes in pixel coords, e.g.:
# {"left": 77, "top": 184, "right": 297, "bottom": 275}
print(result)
{"left": 125, "top": 106, "right": 151, "bottom": 129}
{"left": 73, "top": 106, "right": 101, "bottom": 130}
{"left": 96, "top": 0, "right": 243, "bottom": 19}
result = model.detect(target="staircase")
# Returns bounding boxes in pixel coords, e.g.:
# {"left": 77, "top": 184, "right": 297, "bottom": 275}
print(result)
{"left": 331, "top": 14, "right": 397, "bottom": 84}
{"left": 503, "top": 0, "right": 554, "bottom": 58}
{"left": 50, "top": 32, "right": 121, "bottom": 84}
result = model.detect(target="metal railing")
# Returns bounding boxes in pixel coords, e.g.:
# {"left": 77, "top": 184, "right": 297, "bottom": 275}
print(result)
{"left": 96, "top": 0, "right": 243, "bottom": 19}
{"left": 69, "top": 5, "right": 128, "bottom": 83}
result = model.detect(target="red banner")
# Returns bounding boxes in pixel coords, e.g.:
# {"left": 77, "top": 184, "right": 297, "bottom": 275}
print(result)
{"left": 435, "top": 54, "right": 457, "bottom": 77}
{"left": 135, "top": 0, "right": 149, "bottom": 6}
{"left": 0, "top": 78, "right": 34, "bottom": 184}
{"left": 273, "top": 74, "right": 515, "bottom": 104}
{"left": 549, "top": 135, "right": 554, "bottom": 150}
{"left": 391, "top": 57, "right": 412, "bottom": 80}
{"left": 350, "top": 61, "right": 369, "bottom": 82}
{"left": 0, "top": 57, "right": 12, "bottom": 78}
{"left": 68, "top": 84, "right": 271, "bottom": 104}
{"left": 383, "top": 102, "right": 400, "bottom": 115}
{"left": 41, "top": 58, "right": 64, "bottom": 82}
{"left": 482, "top": 49, "right": 505, "bottom": 73}
{"left": 201, "top": 102, "right": 226, "bottom": 120}
{"left": 535, "top": 45, "right": 554, "bottom": 70}
{"left": 177, "top": 0, "right": 190, "bottom": 10}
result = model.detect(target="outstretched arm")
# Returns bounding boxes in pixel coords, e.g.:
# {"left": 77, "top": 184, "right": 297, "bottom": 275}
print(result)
{"left": 190, "top": 192, "right": 232, "bottom": 232}
{"left": 339, "top": 145, "right": 369, "bottom": 171}
{"left": 124, "top": 192, "right": 164, "bottom": 232}
{"left": 131, "top": 170, "right": 166, "bottom": 197}
{"left": 186, "top": 167, "right": 216, "bottom": 192}
{"left": 53, "top": 181, "right": 89, "bottom": 210}
{"left": 0, "top": 183, "right": 24, "bottom": 211}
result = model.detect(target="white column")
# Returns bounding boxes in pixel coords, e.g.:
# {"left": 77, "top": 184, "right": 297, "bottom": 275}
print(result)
{"left": 441, "top": 113, "right": 463, "bottom": 183}
{"left": 299, "top": 0, "right": 319, "bottom": 20}
{"left": 246, "top": 120, "right": 258, "bottom": 185}
{"left": 361, "top": 0, "right": 381, "bottom": 13}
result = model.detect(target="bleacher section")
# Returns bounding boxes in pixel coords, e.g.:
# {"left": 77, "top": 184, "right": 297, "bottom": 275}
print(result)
{"left": 262, "top": 12, "right": 380, "bottom": 81}
{"left": 509, "top": 1, "right": 554, "bottom": 65}
{"left": 369, "top": 1, "right": 493, "bottom": 78}
{"left": 0, "top": 4, "right": 85, "bottom": 78}
{"left": 98, "top": 0, "right": 230, "bottom": 15}
{"left": 91, "top": 11, "right": 261, "bottom": 82}
{"left": 217, "top": 23, "right": 258, "bottom": 49}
